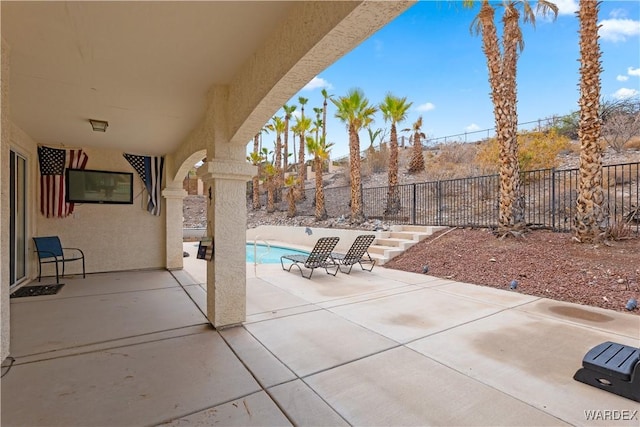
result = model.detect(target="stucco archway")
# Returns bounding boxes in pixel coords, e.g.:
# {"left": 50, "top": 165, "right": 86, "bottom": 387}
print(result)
{"left": 164, "top": 149, "right": 207, "bottom": 270}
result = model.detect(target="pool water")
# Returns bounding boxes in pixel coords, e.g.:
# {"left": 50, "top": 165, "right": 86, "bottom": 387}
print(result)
{"left": 246, "top": 243, "right": 309, "bottom": 264}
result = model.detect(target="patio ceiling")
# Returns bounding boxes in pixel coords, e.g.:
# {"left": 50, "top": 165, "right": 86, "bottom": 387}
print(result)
{"left": 1, "top": 1, "right": 294, "bottom": 155}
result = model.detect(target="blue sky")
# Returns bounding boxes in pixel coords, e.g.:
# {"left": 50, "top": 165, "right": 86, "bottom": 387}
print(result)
{"left": 266, "top": 0, "right": 640, "bottom": 160}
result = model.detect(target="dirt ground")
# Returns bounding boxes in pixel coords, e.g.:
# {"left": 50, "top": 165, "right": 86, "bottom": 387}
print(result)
{"left": 385, "top": 227, "right": 640, "bottom": 315}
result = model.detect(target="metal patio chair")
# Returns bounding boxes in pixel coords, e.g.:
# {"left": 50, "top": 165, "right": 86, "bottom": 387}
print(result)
{"left": 331, "top": 234, "right": 376, "bottom": 274}
{"left": 33, "top": 236, "right": 85, "bottom": 283}
{"left": 280, "top": 237, "right": 340, "bottom": 279}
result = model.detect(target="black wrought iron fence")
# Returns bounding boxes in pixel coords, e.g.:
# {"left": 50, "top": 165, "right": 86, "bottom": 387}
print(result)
{"left": 252, "top": 162, "right": 639, "bottom": 234}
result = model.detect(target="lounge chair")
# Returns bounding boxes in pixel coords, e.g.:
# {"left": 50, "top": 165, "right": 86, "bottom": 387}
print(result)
{"left": 332, "top": 234, "right": 376, "bottom": 274}
{"left": 33, "top": 236, "right": 85, "bottom": 283}
{"left": 280, "top": 237, "right": 340, "bottom": 279}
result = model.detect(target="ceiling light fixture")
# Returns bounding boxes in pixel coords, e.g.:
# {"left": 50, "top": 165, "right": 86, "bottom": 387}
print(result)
{"left": 89, "top": 119, "right": 109, "bottom": 132}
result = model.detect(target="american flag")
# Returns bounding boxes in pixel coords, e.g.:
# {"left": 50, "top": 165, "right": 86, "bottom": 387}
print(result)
{"left": 123, "top": 153, "right": 164, "bottom": 216}
{"left": 38, "top": 146, "right": 89, "bottom": 218}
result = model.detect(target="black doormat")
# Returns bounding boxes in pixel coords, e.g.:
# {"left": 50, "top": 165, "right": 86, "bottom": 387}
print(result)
{"left": 11, "top": 284, "right": 65, "bottom": 298}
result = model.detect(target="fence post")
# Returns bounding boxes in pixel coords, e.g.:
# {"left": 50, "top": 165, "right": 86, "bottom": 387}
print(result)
{"left": 437, "top": 180, "right": 443, "bottom": 226}
{"left": 412, "top": 183, "right": 417, "bottom": 225}
{"left": 551, "top": 168, "right": 556, "bottom": 231}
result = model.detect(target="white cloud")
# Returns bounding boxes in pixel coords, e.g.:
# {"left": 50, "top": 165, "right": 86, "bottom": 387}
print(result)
{"left": 553, "top": 0, "right": 578, "bottom": 16}
{"left": 617, "top": 75, "right": 629, "bottom": 82}
{"left": 598, "top": 18, "right": 640, "bottom": 42}
{"left": 416, "top": 102, "right": 435, "bottom": 112}
{"left": 609, "top": 8, "right": 628, "bottom": 20}
{"left": 613, "top": 87, "right": 639, "bottom": 100}
{"left": 628, "top": 67, "right": 640, "bottom": 77}
{"left": 302, "top": 76, "right": 333, "bottom": 91}
{"left": 465, "top": 123, "right": 481, "bottom": 132}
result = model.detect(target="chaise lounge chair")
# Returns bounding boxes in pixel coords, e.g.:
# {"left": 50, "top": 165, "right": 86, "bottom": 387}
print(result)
{"left": 280, "top": 237, "right": 340, "bottom": 279}
{"left": 332, "top": 234, "right": 376, "bottom": 274}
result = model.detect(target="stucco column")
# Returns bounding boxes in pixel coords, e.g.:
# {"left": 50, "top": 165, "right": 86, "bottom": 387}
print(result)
{"left": 1, "top": 38, "right": 11, "bottom": 363}
{"left": 162, "top": 187, "right": 187, "bottom": 270}
{"left": 197, "top": 158, "right": 254, "bottom": 328}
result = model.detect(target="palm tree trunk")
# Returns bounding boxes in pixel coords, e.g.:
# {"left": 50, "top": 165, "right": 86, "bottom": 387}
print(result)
{"left": 283, "top": 123, "right": 289, "bottom": 184}
{"left": 266, "top": 177, "right": 275, "bottom": 213}
{"left": 386, "top": 122, "right": 400, "bottom": 214}
{"left": 252, "top": 175, "right": 261, "bottom": 210}
{"left": 575, "top": 0, "right": 604, "bottom": 243}
{"left": 322, "top": 98, "right": 328, "bottom": 142}
{"left": 275, "top": 134, "right": 282, "bottom": 203}
{"left": 287, "top": 187, "right": 296, "bottom": 218}
{"left": 479, "top": 1, "right": 522, "bottom": 234}
{"left": 298, "top": 131, "right": 307, "bottom": 199}
{"left": 497, "top": 3, "right": 524, "bottom": 232}
{"left": 349, "top": 125, "right": 364, "bottom": 223}
{"left": 408, "top": 130, "right": 425, "bottom": 173}
{"left": 252, "top": 133, "right": 260, "bottom": 209}
{"left": 315, "top": 158, "right": 327, "bottom": 220}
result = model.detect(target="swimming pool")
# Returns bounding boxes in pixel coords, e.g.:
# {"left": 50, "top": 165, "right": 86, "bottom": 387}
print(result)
{"left": 246, "top": 243, "right": 309, "bottom": 264}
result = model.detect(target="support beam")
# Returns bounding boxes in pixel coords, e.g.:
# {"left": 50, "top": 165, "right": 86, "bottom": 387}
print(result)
{"left": 196, "top": 85, "right": 256, "bottom": 328}
{"left": 162, "top": 187, "right": 187, "bottom": 270}
{"left": 197, "top": 158, "right": 254, "bottom": 327}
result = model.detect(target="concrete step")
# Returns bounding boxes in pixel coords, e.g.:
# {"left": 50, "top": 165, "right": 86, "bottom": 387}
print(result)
{"left": 374, "top": 238, "right": 401, "bottom": 247}
{"left": 369, "top": 226, "right": 451, "bottom": 266}
{"left": 368, "top": 244, "right": 400, "bottom": 255}
{"left": 368, "top": 253, "right": 388, "bottom": 266}
{"left": 389, "top": 231, "right": 430, "bottom": 241}
{"left": 394, "top": 225, "right": 431, "bottom": 233}
{"left": 368, "top": 244, "right": 405, "bottom": 261}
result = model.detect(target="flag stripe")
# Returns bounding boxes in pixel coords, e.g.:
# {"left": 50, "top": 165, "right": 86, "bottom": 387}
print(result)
{"left": 38, "top": 146, "right": 89, "bottom": 218}
{"left": 124, "top": 153, "right": 164, "bottom": 216}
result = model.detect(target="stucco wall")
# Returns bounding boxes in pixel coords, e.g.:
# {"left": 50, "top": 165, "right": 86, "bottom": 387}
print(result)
{"left": 35, "top": 147, "right": 166, "bottom": 276}
{"left": 1, "top": 38, "right": 10, "bottom": 363}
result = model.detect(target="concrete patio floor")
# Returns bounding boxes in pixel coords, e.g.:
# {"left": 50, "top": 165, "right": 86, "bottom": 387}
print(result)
{"left": 2, "top": 242, "right": 639, "bottom": 426}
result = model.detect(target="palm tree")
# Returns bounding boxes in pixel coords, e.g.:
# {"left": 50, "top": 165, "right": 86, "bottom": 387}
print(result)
{"left": 290, "top": 120, "right": 299, "bottom": 166}
{"left": 295, "top": 115, "right": 312, "bottom": 197}
{"left": 306, "top": 135, "right": 334, "bottom": 221}
{"left": 380, "top": 93, "right": 413, "bottom": 214}
{"left": 574, "top": 0, "right": 604, "bottom": 243}
{"left": 333, "top": 88, "right": 377, "bottom": 223}
{"left": 271, "top": 116, "right": 286, "bottom": 201}
{"left": 321, "top": 88, "right": 333, "bottom": 142}
{"left": 467, "top": 0, "right": 558, "bottom": 235}
{"left": 408, "top": 116, "right": 426, "bottom": 173}
{"left": 366, "top": 127, "right": 383, "bottom": 150}
{"left": 263, "top": 162, "right": 278, "bottom": 213}
{"left": 282, "top": 104, "right": 297, "bottom": 181}
{"left": 249, "top": 132, "right": 261, "bottom": 209}
{"left": 298, "top": 96, "right": 308, "bottom": 120}
{"left": 284, "top": 175, "right": 299, "bottom": 218}
{"left": 313, "top": 107, "right": 323, "bottom": 141}
{"left": 247, "top": 149, "right": 267, "bottom": 210}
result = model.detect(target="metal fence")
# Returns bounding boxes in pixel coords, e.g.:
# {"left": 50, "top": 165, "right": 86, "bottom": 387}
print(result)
{"left": 289, "top": 162, "right": 639, "bottom": 233}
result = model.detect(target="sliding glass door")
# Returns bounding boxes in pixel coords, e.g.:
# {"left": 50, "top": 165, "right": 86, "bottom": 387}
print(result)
{"left": 10, "top": 150, "right": 27, "bottom": 287}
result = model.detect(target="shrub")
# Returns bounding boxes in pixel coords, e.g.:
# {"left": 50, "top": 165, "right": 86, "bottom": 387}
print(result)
{"left": 475, "top": 129, "right": 571, "bottom": 173}
{"left": 363, "top": 143, "right": 389, "bottom": 173}
{"left": 625, "top": 136, "right": 640, "bottom": 150}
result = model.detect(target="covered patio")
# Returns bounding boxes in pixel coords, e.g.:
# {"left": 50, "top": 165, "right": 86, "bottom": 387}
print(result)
{"left": 3, "top": 248, "right": 638, "bottom": 426}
